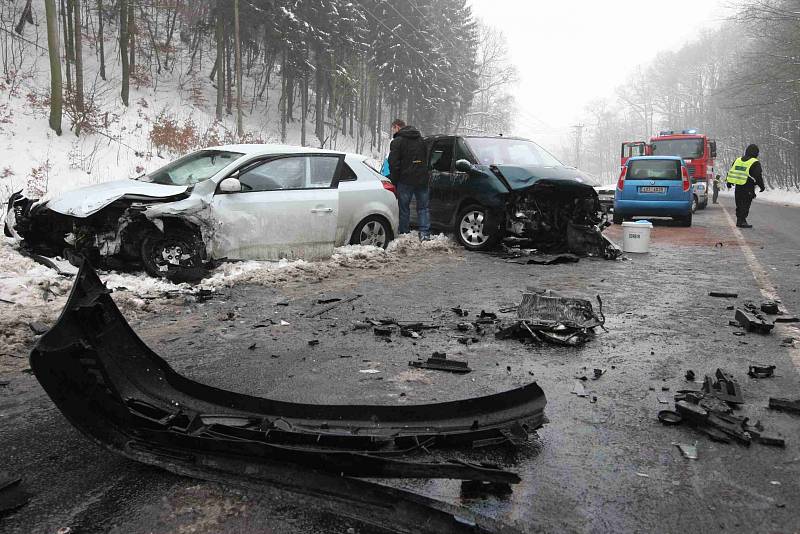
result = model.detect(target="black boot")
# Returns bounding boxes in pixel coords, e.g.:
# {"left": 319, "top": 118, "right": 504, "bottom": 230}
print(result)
{"left": 737, "top": 219, "right": 753, "bottom": 228}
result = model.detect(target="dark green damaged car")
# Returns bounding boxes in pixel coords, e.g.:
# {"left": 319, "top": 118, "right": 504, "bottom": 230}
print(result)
{"left": 419, "top": 135, "right": 618, "bottom": 257}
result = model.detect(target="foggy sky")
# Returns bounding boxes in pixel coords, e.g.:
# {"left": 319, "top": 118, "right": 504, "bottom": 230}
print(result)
{"left": 469, "top": 0, "right": 733, "bottom": 147}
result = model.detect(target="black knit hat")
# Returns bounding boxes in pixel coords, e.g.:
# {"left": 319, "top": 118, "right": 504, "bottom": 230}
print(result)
{"left": 744, "top": 144, "right": 759, "bottom": 158}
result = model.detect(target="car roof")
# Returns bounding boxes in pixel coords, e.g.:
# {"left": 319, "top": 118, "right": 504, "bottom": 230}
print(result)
{"left": 628, "top": 156, "right": 684, "bottom": 162}
{"left": 205, "top": 143, "right": 366, "bottom": 160}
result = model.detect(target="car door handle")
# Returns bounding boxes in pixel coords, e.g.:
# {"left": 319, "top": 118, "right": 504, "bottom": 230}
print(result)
{"left": 310, "top": 208, "right": 333, "bottom": 213}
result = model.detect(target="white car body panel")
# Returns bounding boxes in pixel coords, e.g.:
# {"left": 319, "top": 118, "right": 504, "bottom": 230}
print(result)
{"left": 210, "top": 188, "right": 338, "bottom": 260}
{"left": 46, "top": 180, "right": 189, "bottom": 217}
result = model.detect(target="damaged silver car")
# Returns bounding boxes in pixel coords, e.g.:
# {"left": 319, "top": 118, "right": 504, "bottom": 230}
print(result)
{"left": 4, "top": 145, "right": 399, "bottom": 280}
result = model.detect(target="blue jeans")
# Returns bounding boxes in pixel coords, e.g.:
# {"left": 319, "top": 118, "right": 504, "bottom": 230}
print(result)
{"left": 397, "top": 182, "right": 430, "bottom": 236}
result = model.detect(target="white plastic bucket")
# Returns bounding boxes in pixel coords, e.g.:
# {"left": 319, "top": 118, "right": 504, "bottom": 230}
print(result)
{"left": 622, "top": 221, "right": 653, "bottom": 253}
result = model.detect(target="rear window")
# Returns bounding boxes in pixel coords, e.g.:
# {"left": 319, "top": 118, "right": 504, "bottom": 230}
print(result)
{"left": 627, "top": 160, "right": 681, "bottom": 180}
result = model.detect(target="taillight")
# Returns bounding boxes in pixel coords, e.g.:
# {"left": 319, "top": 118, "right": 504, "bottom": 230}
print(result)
{"left": 382, "top": 180, "right": 397, "bottom": 197}
{"left": 617, "top": 166, "right": 627, "bottom": 191}
{"left": 681, "top": 166, "right": 690, "bottom": 192}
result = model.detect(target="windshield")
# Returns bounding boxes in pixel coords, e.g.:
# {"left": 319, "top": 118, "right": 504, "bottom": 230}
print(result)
{"left": 651, "top": 139, "right": 704, "bottom": 159}
{"left": 137, "top": 150, "right": 244, "bottom": 185}
{"left": 465, "top": 138, "right": 563, "bottom": 167}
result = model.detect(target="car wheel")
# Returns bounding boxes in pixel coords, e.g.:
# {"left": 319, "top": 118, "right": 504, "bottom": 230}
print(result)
{"left": 612, "top": 213, "right": 623, "bottom": 225}
{"left": 676, "top": 213, "right": 692, "bottom": 227}
{"left": 455, "top": 204, "right": 501, "bottom": 251}
{"left": 350, "top": 216, "right": 392, "bottom": 249}
{"left": 691, "top": 195, "right": 698, "bottom": 213}
{"left": 699, "top": 200, "right": 708, "bottom": 210}
{"left": 140, "top": 229, "right": 205, "bottom": 281}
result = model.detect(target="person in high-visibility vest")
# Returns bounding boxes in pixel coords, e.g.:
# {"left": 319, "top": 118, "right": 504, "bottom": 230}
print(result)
{"left": 726, "top": 144, "right": 765, "bottom": 228}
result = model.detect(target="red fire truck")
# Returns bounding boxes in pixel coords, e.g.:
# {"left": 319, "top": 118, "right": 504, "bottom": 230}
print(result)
{"left": 621, "top": 130, "right": 717, "bottom": 210}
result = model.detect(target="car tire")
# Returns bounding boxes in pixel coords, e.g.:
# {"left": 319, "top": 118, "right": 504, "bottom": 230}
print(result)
{"left": 677, "top": 213, "right": 692, "bottom": 227}
{"left": 454, "top": 204, "right": 501, "bottom": 251}
{"left": 350, "top": 215, "right": 393, "bottom": 249}
{"left": 699, "top": 200, "right": 708, "bottom": 210}
{"left": 691, "top": 195, "right": 698, "bottom": 213}
{"left": 612, "top": 213, "right": 624, "bottom": 225}
{"left": 140, "top": 228, "right": 206, "bottom": 281}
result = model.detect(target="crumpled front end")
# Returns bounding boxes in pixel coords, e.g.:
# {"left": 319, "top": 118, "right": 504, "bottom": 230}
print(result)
{"left": 504, "top": 179, "right": 621, "bottom": 259}
{"left": 4, "top": 189, "right": 197, "bottom": 271}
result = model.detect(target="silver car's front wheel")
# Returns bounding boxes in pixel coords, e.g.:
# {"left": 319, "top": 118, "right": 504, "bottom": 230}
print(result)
{"left": 351, "top": 216, "right": 392, "bottom": 249}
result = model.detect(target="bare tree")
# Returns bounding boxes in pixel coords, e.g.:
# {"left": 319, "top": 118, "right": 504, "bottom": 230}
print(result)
{"left": 44, "top": 0, "right": 62, "bottom": 135}
{"left": 234, "top": 0, "right": 243, "bottom": 136}
{"left": 72, "top": 0, "right": 84, "bottom": 135}
{"left": 119, "top": 0, "right": 129, "bottom": 105}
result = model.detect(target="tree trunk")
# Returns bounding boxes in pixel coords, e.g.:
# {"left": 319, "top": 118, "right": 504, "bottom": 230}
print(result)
{"left": 128, "top": 0, "right": 135, "bottom": 76}
{"left": 60, "top": 0, "right": 72, "bottom": 92}
{"left": 214, "top": 0, "right": 223, "bottom": 121}
{"left": 163, "top": 0, "right": 180, "bottom": 70}
{"left": 44, "top": 0, "right": 62, "bottom": 135}
{"left": 119, "top": 0, "right": 129, "bottom": 105}
{"left": 72, "top": 0, "right": 84, "bottom": 135}
{"left": 280, "top": 49, "right": 287, "bottom": 143}
{"left": 225, "top": 30, "right": 232, "bottom": 115}
{"left": 97, "top": 0, "right": 106, "bottom": 80}
{"left": 300, "top": 74, "right": 308, "bottom": 146}
{"left": 314, "top": 50, "right": 324, "bottom": 146}
{"left": 234, "top": 0, "right": 242, "bottom": 136}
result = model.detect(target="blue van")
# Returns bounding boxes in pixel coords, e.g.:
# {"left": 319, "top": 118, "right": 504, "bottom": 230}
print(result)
{"left": 613, "top": 156, "right": 693, "bottom": 227}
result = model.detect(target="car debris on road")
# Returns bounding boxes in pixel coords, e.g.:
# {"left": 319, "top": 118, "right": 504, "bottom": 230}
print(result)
{"left": 409, "top": 352, "right": 472, "bottom": 374}
{"left": 30, "top": 261, "right": 547, "bottom": 493}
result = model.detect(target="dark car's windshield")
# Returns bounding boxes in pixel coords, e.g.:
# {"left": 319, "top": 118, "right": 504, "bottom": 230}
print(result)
{"left": 137, "top": 150, "right": 244, "bottom": 185}
{"left": 628, "top": 159, "right": 682, "bottom": 180}
{"left": 651, "top": 139, "right": 704, "bottom": 159}
{"left": 465, "top": 138, "right": 563, "bottom": 167}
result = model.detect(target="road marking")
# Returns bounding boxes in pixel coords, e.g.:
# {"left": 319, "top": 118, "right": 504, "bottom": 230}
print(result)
{"left": 722, "top": 206, "right": 800, "bottom": 372}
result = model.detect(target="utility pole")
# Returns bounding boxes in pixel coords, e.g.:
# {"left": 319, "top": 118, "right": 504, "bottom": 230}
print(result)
{"left": 572, "top": 124, "right": 584, "bottom": 169}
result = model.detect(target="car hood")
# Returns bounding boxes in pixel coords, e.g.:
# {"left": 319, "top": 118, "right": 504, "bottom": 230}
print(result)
{"left": 45, "top": 180, "right": 190, "bottom": 217}
{"left": 490, "top": 165, "right": 598, "bottom": 194}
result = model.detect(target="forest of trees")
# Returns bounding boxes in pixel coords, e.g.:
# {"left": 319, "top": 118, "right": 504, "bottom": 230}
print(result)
{"left": 569, "top": 0, "right": 799, "bottom": 190}
{"left": 3, "top": 0, "right": 516, "bottom": 155}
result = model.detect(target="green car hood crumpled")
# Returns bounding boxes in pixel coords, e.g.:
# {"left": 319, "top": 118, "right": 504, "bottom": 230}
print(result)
{"left": 490, "top": 165, "right": 598, "bottom": 195}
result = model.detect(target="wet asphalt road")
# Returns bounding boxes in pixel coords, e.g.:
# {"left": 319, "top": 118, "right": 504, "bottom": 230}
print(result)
{"left": 2, "top": 195, "right": 800, "bottom": 534}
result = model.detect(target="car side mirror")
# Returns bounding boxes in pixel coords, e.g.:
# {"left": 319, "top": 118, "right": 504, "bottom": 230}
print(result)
{"left": 455, "top": 159, "right": 475, "bottom": 173}
{"left": 219, "top": 177, "right": 242, "bottom": 193}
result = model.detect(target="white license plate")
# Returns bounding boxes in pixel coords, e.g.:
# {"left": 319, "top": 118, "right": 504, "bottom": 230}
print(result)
{"left": 639, "top": 186, "right": 666, "bottom": 193}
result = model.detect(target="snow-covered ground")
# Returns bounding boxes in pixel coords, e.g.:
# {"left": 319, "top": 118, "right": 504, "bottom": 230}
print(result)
{"left": 716, "top": 188, "right": 800, "bottom": 207}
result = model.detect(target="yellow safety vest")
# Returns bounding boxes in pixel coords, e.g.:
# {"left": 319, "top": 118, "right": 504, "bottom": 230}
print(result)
{"left": 726, "top": 157, "right": 758, "bottom": 186}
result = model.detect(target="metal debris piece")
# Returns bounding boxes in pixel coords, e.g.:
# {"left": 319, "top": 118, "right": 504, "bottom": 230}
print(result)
{"left": 30, "top": 261, "right": 548, "bottom": 488}
{"left": 0, "top": 472, "right": 31, "bottom": 516}
{"left": 747, "top": 364, "right": 775, "bottom": 379}
{"left": 571, "top": 380, "right": 588, "bottom": 397}
{"left": 709, "top": 291, "right": 738, "bottom": 298}
{"left": 409, "top": 352, "right": 471, "bottom": 374}
{"left": 685, "top": 370, "right": 695, "bottom": 381}
{"left": 760, "top": 301, "right": 779, "bottom": 314}
{"left": 451, "top": 307, "right": 469, "bottom": 317}
{"left": 28, "top": 321, "right": 49, "bottom": 335}
{"left": 657, "top": 410, "right": 682, "bottom": 425}
{"left": 768, "top": 398, "right": 800, "bottom": 415}
{"left": 701, "top": 369, "right": 743, "bottom": 404}
{"left": 308, "top": 295, "right": 362, "bottom": 318}
{"left": 592, "top": 368, "right": 605, "bottom": 380}
{"left": 373, "top": 325, "right": 395, "bottom": 337}
{"left": 673, "top": 442, "right": 698, "bottom": 460}
{"left": 775, "top": 316, "right": 800, "bottom": 323}
{"left": 735, "top": 306, "right": 774, "bottom": 334}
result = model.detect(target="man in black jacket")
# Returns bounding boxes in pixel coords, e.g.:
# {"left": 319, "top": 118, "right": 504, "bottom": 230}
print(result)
{"left": 388, "top": 119, "right": 430, "bottom": 240}
{"left": 726, "top": 144, "right": 765, "bottom": 228}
